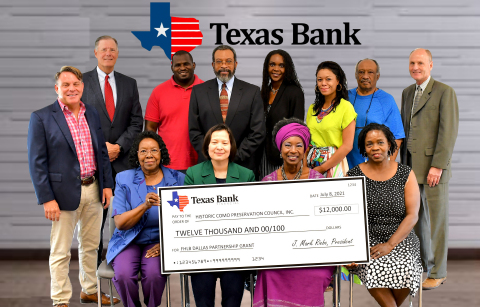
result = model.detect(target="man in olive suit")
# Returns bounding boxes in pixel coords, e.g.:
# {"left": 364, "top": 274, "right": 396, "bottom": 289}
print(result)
{"left": 400, "top": 48, "right": 459, "bottom": 290}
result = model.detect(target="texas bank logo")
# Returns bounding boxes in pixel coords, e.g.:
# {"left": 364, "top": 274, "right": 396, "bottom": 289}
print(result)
{"left": 167, "top": 191, "right": 190, "bottom": 212}
{"left": 132, "top": 2, "right": 203, "bottom": 60}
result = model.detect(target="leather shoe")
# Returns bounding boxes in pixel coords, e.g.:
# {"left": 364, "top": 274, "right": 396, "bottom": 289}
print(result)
{"left": 80, "top": 291, "right": 120, "bottom": 305}
{"left": 422, "top": 277, "right": 447, "bottom": 290}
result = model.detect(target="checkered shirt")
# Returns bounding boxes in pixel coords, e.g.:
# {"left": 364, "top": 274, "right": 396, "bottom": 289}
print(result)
{"left": 58, "top": 99, "right": 97, "bottom": 179}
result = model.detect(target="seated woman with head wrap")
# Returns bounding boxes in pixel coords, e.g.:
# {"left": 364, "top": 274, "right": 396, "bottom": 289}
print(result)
{"left": 252, "top": 118, "right": 336, "bottom": 307}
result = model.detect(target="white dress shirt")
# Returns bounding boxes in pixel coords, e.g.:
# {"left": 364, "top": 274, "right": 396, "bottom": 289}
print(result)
{"left": 96, "top": 66, "right": 117, "bottom": 106}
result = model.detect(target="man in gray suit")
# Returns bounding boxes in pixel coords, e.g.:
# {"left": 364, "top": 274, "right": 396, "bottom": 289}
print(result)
{"left": 82, "top": 35, "right": 143, "bottom": 270}
{"left": 400, "top": 48, "right": 459, "bottom": 290}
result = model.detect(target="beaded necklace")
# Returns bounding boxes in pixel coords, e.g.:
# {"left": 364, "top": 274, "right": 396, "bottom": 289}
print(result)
{"left": 316, "top": 103, "right": 334, "bottom": 123}
{"left": 281, "top": 164, "right": 303, "bottom": 180}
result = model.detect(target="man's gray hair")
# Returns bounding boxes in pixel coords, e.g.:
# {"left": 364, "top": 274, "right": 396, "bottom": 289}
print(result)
{"left": 95, "top": 35, "right": 118, "bottom": 49}
{"left": 355, "top": 58, "right": 380, "bottom": 78}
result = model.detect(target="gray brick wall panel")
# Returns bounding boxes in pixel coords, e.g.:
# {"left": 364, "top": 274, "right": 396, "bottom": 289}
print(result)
{"left": 0, "top": 0, "right": 478, "bottom": 248}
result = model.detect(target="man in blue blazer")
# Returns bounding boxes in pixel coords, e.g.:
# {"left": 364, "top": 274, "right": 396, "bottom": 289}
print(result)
{"left": 27, "top": 66, "right": 118, "bottom": 306}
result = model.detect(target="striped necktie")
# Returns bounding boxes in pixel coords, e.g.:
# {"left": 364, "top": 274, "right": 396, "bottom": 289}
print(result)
{"left": 220, "top": 83, "right": 229, "bottom": 122}
{"left": 407, "top": 86, "right": 423, "bottom": 152}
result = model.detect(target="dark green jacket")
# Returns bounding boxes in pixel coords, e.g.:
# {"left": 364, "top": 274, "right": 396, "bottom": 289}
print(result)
{"left": 184, "top": 160, "right": 255, "bottom": 185}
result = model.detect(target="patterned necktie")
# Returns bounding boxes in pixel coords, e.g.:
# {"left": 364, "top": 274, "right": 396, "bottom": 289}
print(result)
{"left": 407, "top": 86, "right": 423, "bottom": 152}
{"left": 220, "top": 83, "right": 229, "bottom": 122}
{"left": 105, "top": 75, "right": 115, "bottom": 122}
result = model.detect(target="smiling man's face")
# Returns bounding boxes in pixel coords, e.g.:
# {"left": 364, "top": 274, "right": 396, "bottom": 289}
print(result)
{"left": 55, "top": 72, "right": 84, "bottom": 107}
{"left": 94, "top": 38, "right": 118, "bottom": 73}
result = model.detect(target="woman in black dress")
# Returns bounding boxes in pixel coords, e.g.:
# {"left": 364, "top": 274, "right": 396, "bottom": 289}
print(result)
{"left": 346, "top": 123, "right": 423, "bottom": 307}
{"left": 259, "top": 49, "right": 304, "bottom": 178}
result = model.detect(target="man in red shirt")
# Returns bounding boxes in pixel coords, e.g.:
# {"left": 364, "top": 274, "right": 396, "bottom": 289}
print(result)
{"left": 145, "top": 50, "right": 203, "bottom": 172}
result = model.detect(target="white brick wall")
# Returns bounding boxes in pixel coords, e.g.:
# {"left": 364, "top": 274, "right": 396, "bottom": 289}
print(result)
{"left": 0, "top": 0, "right": 478, "bottom": 248}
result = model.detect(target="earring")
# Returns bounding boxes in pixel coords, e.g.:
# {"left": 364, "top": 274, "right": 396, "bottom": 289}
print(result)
{"left": 363, "top": 153, "right": 368, "bottom": 163}
{"left": 337, "top": 84, "right": 343, "bottom": 91}
{"left": 280, "top": 153, "right": 282, "bottom": 158}
{"left": 136, "top": 161, "right": 140, "bottom": 166}
{"left": 387, "top": 150, "right": 392, "bottom": 161}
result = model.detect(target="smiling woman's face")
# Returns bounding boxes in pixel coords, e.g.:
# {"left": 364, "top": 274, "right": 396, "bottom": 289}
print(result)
{"left": 281, "top": 136, "right": 305, "bottom": 168}
{"left": 138, "top": 138, "right": 161, "bottom": 173}
{"left": 208, "top": 130, "right": 231, "bottom": 162}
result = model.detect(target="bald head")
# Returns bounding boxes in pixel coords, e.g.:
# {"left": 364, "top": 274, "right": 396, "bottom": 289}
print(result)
{"left": 409, "top": 48, "right": 433, "bottom": 85}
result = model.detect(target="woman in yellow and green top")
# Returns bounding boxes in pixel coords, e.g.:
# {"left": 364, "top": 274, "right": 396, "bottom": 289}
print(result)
{"left": 306, "top": 61, "right": 357, "bottom": 177}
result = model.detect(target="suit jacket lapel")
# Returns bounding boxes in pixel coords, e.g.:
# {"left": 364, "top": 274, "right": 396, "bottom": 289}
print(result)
{"left": 268, "top": 82, "right": 286, "bottom": 116}
{"left": 51, "top": 101, "right": 77, "bottom": 157}
{"left": 207, "top": 79, "right": 224, "bottom": 123}
{"left": 412, "top": 78, "right": 434, "bottom": 117}
{"left": 84, "top": 105, "right": 99, "bottom": 156}
{"left": 225, "top": 78, "right": 243, "bottom": 125}
{"left": 87, "top": 69, "right": 110, "bottom": 121}
{"left": 113, "top": 71, "right": 123, "bottom": 123}
{"left": 201, "top": 160, "right": 218, "bottom": 184}
{"left": 132, "top": 167, "right": 148, "bottom": 207}
{"left": 225, "top": 163, "right": 240, "bottom": 183}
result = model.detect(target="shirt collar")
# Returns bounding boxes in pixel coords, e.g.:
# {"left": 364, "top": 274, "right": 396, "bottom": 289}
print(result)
{"left": 57, "top": 99, "right": 85, "bottom": 113}
{"left": 417, "top": 76, "right": 430, "bottom": 92}
{"left": 217, "top": 75, "right": 235, "bottom": 91}
{"left": 96, "top": 66, "right": 115, "bottom": 81}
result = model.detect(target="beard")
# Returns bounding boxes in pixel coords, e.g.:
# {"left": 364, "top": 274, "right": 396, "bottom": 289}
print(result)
{"left": 214, "top": 67, "right": 235, "bottom": 83}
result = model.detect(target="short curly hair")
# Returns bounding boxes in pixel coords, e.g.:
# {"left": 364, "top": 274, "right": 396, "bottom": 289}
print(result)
{"left": 358, "top": 123, "right": 398, "bottom": 157}
{"left": 128, "top": 131, "right": 170, "bottom": 168}
{"left": 272, "top": 117, "right": 308, "bottom": 148}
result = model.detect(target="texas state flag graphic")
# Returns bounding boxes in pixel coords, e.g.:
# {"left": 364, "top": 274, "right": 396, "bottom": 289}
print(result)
{"left": 167, "top": 191, "right": 189, "bottom": 212}
{"left": 132, "top": 2, "right": 203, "bottom": 60}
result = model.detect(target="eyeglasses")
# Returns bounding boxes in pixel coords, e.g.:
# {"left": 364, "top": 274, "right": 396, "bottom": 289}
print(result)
{"left": 214, "top": 59, "right": 234, "bottom": 65}
{"left": 138, "top": 148, "right": 160, "bottom": 156}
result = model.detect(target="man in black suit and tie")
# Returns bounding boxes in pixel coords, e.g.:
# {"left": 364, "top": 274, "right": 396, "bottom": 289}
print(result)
{"left": 81, "top": 35, "right": 143, "bottom": 267}
{"left": 189, "top": 45, "right": 265, "bottom": 171}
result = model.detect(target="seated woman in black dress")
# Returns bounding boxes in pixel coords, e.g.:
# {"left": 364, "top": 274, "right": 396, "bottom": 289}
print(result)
{"left": 346, "top": 123, "right": 423, "bottom": 307}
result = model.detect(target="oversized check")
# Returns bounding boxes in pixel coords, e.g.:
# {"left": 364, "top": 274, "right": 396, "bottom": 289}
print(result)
{"left": 158, "top": 176, "right": 369, "bottom": 274}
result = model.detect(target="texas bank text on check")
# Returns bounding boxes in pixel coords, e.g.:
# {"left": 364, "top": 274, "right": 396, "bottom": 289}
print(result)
{"left": 158, "top": 176, "right": 370, "bottom": 274}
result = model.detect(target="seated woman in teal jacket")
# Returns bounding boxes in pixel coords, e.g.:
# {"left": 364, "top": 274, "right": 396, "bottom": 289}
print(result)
{"left": 185, "top": 123, "right": 255, "bottom": 307}
{"left": 106, "top": 131, "right": 185, "bottom": 307}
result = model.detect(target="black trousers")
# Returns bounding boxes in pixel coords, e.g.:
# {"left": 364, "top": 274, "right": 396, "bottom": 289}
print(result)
{"left": 191, "top": 271, "right": 245, "bottom": 307}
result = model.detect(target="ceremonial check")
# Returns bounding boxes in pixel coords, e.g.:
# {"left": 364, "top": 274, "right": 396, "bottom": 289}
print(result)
{"left": 158, "top": 176, "right": 369, "bottom": 274}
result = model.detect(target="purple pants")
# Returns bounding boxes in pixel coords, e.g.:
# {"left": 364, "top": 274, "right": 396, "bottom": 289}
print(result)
{"left": 112, "top": 243, "right": 167, "bottom": 307}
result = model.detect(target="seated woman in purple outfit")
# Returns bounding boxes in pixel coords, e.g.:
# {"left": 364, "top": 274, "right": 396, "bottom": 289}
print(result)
{"left": 253, "top": 118, "right": 336, "bottom": 307}
{"left": 106, "top": 131, "right": 185, "bottom": 307}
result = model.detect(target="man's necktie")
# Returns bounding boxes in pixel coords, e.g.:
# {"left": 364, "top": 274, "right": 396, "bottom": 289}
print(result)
{"left": 220, "top": 83, "right": 229, "bottom": 122}
{"left": 105, "top": 75, "right": 115, "bottom": 122}
{"left": 407, "top": 86, "right": 423, "bottom": 152}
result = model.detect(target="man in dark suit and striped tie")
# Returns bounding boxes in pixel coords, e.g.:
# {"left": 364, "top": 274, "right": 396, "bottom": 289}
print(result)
{"left": 188, "top": 45, "right": 265, "bottom": 172}
{"left": 81, "top": 35, "right": 143, "bottom": 273}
